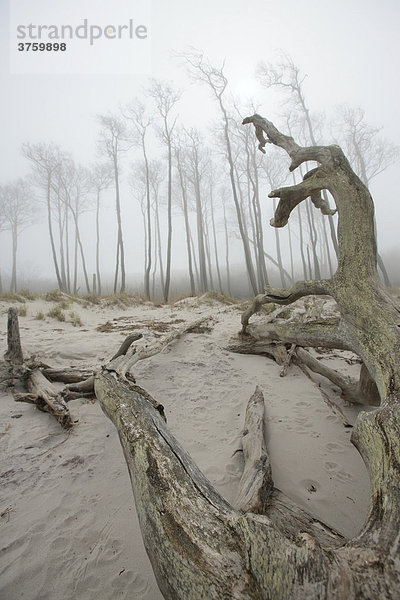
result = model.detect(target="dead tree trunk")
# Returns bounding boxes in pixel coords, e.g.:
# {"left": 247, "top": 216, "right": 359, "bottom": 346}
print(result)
{"left": 92, "top": 113, "right": 400, "bottom": 599}
{"left": 3, "top": 308, "right": 75, "bottom": 428}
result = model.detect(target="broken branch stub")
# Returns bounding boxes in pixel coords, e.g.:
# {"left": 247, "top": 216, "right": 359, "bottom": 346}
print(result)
{"left": 5, "top": 307, "right": 24, "bottom": 364}
{"left": 233, "top": 386, "right": 273, "bottom": 513}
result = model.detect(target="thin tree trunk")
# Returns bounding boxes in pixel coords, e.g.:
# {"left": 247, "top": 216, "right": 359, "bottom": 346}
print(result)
{"left": 10, "top": 224, "right": 17, "bottom": 292}
{"left": 210, "top": 186, "right": 223, "bottom": 293}
{"left": 247, "top": 143, "right": 268, "bottom": 289}
{"left": 320, "top": 210, "right": 334, "bottom": 277}
{"left": 194, "top": 176, "right": 208, "bottom": 292}
{"left": 163, "top": 132, "right": 173, "bottom": 302}
{"left": 223, "top": 201, "right": 232, "bottom": 297}
{"left": 296, "top": 207, "right": 308, "bottom": 280}
{"left": 46, "top": 176, "right": 63, "bottom": 290}
{"left": 114, "top": 156, "right": 125, "bottom": 293}
{"left": 143, "top": 143, "right": 152, "bottom": 299}
{"left": 177, "top": 161, "right": 195, "bottom": 295}
{"left": 73, "top": 203, "right": 79, "bottom": 294}
{"left": 65, "top": 201, "right": 71, "bottom": 293}
{"left": 305, "top": 197, "right": 321, "bottom": 279}
{"left": 220, "top": 101, "right": 258, "bottom": 295}
{"left": 189, "top": 230, "right": 200, "bottom": 291}
{"left": 287, "top": 222, "right": 295, "bottom": 281}
{"left": 57, "top": 195, "right": 67, "bottom": 291}
{"left": 154, "top": 195, "right": 165, "bottom": 296}
{"left": 203, "top": 215, "right": 214, "bottom": 290}
{"left": 113, "top": 239, "right": 120, "bottom": 295}
{"left": 96, "top": 189, "right": 102, "bottom": 295}
{"left": 273, "top": 198, "right": 287, "bottom": 287}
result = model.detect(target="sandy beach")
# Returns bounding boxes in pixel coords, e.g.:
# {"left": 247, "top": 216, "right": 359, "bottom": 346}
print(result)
{"left": 0, "top": 293, "right": 371, "bottom": 600}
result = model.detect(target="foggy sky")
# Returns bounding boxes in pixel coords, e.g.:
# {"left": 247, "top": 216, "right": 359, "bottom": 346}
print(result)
{"left": 1, "top": 0, "right": 399, "bottom": 289}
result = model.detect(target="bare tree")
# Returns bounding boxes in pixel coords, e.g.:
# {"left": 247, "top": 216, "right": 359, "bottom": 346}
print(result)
{"left": 123, "top": 100, "right": 154, "bottom": 299}
{"left": 183, "top": 127, "right": 210, "bottom": 292}
{"left": 98, "top": 113, "right": 130, "bottom": 293}
{"left": 231, "top": 106, "right": 269, "bottom": 290}
{"left": 23, "top": 142, "right": 64, "bottom": 289}
{"left": 207, "top": 166, "right": 223, "bottom": 293}
{"left": 184, "top": 50, "right": 259, "bottom": 294}
{"left": 149, "top": 80, "right": 180, "bottom": 302}
{"left": 89, "top": 162, "right": 113, "bottom": 295}
{"left": 57, "top": 161, "right": 92, "bottom": 294}
{"left": 0, "top": 178, "right": 35, "bottom": 292}
{"left": 149, "top": 160, "right": 165, "bottom": 298}
{"left": 174, "top": 136, "right": 196, "bottom": 296}
{"left": 333, "top": 105, "right": 400, "bottom": 286}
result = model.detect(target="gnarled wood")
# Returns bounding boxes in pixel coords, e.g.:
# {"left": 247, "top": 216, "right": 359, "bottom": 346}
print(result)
{"left": 94, "top": 115, "right": 400, "bottom": 599}
{"left": 16, "top": 369, "right": 74, "bottom": 428}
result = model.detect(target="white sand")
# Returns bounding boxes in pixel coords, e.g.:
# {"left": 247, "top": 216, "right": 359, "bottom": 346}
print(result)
{"left": 0, "top": 295, "right": 371, "bottom": 599}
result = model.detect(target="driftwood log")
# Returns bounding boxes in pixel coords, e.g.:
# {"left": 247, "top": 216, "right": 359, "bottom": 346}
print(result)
{"left": 94, "top": 115, "right": 400, "bottom": 599}
{"left": 2, "top": 307, "right": 76, "bottom": 427}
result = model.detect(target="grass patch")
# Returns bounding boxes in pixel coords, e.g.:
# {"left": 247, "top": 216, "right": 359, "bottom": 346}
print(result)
{"left": 103, "top": 292, "right": 147, "bottom": 308}
{"left": 17, "top": 305, "right": 27, "bottom": 317}
{"left": 19, "top": 289, "right": 37, "bottom": 301}
{"left": 200, "top": 291, "right": 239, "bottom": 305}
{"left": 57, "top": 300, "right": 71, "bottom": 310}
{"left": 69, "top": 311, "right": 82, "bottom": 327}
{"left": 47, "top": 306, "right": 66, "bottom": 322}
{"left": 0, "top": 292, "right": 26, "bottom": 303}
{"left": 35, "top": 311, "right": 45, "bottom": 321}
{"left": 82, "top": 293, "right": 101, "bottom": 305}
{"left": 44, "top": 290, "right": 65, "bottom": 303}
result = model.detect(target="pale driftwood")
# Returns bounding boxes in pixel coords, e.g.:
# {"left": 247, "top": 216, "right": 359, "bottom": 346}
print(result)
{"left": 280, "top": 343, "right": 297, "bottom": 377}
{"left": 295, "top": 347, "right": 380, "bottom": 406}
{"left": 233, "top": 387, "right": 272, "bottom": 513}
{"left": 16, "top": 369, "right": 74, "bottom": 428}
{"left": 42, "top": 367, "right": 94, "bottom": 384}
{"left": 226, "top": 337, "right": 288, "bottom": 365}
{"left": 66, "top": 376, "right": 95, "bottom": 395}
{"left": 110, "top": 333, "right": 143, "bottom": 361}
{"left": 107, "top": 316, "right": 213, "bottom": 377}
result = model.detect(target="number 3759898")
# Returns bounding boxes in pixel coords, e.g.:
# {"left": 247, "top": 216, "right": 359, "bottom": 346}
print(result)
{"left": 18, "top": 43, "right": 67, "bottom": 51}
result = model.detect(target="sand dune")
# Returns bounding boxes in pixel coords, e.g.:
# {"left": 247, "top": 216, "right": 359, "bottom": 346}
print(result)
{"left": 0, "top": 294, "right": 371, "bottom": 599}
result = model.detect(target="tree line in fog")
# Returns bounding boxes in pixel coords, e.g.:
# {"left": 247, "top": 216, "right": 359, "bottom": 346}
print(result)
{"left": 1, "top": 52, "right": 398, "bottom": 300}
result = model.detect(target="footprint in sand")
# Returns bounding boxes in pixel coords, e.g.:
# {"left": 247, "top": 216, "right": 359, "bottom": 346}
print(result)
{"left": 324, "top": 461, "right": 338, "bottom": 472}
{"left": 111, "top": 570, "right": 151, "bottom": 596}
{"left": 323, "top": 461, "right": 353, "bottom": 483}
{"left": 325, "top": 442, "right": 345, "bottom": 453}
{"left": 335, "top": 470, "right": 353, "bottom": 483}
{"left": 294, "top": 401, "right": 311, "bottom": 409}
